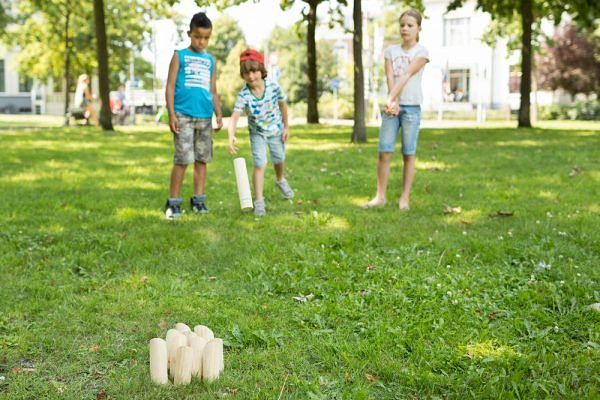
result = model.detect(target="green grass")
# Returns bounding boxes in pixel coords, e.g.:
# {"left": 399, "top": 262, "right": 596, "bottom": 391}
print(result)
{"left": 0, "top": 121, "right": 599, "bottom": 399}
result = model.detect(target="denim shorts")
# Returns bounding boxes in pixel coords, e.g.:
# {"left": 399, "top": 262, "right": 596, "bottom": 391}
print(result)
{"left": 378, "top": 105, "right": 421, "bottom": 155}
{"left": 250, "top": 133, "right": 285, "bottom": 168}
{"left": 173, "top": 112, "right": 213, "bottom": 164}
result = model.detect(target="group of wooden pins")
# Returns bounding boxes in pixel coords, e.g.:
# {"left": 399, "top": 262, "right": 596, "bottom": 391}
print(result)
{"left": 149, "top": 322, "right": 224, "bottom": 385}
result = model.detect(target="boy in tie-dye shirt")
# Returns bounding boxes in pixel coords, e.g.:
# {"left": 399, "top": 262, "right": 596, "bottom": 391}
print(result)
{"left": 228, "top": 49, "right": 294, "bottom": 217}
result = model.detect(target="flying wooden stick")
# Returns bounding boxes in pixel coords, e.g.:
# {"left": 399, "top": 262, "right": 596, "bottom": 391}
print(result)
{"left": 233, "top": 157, "right": 253, "bottom": 211}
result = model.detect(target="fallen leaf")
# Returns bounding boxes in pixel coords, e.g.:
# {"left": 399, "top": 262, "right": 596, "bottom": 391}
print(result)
{"left": 96, "top": 392, "right": 108, "bottom": 400}
{"left": 295, "top": 211, "right": 305, "bottom": 216}
{"left": 490, "top": 210, "right": 514, "bottom": 217}
{"left": 158, "top": 320, "right": 168, "bottom": 329}
{"left": 226, "top": 387, "right": 240, "bottom": 394}
{"left": 568, "top": 166, "right": 581, "bottom": 177}
{"left": 140, "top": 275, "right": 149, "bottom": 283}
{"left": 460, "top": 220, "right": 472, "bottom": 225}
{"left": 89, "top": 345, "right": 100, "bottom": 353}
{"left": 365, "top": 373, "right": 377, "bottom": 383}
{"left": 208, "top": 276, "right": 217, "bottom": 281}
{"left": 366, "top": 264, "right": 375, "bottom": 272}
{"left": 344, "top": 372, "right": 353, "bottom": 383}
{"left": 296, "top": 200, "right": 304, "bottom": 205}
{"left": 443, "top": 205, "right": 462, "bottom": 214}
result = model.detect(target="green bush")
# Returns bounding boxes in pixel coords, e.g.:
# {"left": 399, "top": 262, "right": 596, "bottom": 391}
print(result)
{"left": 539, "top": 99, "right": 600, "bottom": 120}
{"left": 318, "top": 92, "right": 354, "bottom": 119}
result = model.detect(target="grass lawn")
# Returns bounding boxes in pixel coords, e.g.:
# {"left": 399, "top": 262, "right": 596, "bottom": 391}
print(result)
{"left": 0, "top": 121, "right": 599, "bottom": 399}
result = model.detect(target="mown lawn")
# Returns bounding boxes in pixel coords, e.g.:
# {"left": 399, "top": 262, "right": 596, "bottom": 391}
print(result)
{"left": 0, "top": 122, "right": 599, "bottom": 399}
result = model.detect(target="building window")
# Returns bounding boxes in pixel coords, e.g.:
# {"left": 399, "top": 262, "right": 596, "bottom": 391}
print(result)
{"left": 0, "top": 60, "right": 5, "bottom": 92}
{"left": 19, "top": 77, "right": 33, "bottom": 92}
{"left": 444, "top": 17, "right": 470, "bottom": 46}
{"left": 443, "top": 69, "right": 470, "bottom": 102}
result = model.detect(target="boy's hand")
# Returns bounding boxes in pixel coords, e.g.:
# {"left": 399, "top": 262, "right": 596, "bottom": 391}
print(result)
{"left": 228, "top": 136, "right": 238, "bottom": 154}
{"left": 169, "top": 115, "right": 180, "bottom": 134}
{"left": 214, "top": 115, "right": 223, "bottom": 131}
{"left": 282, "top": 127, "right": 290, "bottom": 143}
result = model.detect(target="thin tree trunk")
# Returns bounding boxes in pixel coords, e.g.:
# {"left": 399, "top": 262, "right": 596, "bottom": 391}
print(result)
{"left": 518, "top": 0, "right": 532, "bottom": 128}
{"left": 306, "top": 0, "right": 319, "bottom": 124}
{"left": 63, "top": 6, "right": 71, "bottom": 126}
{"left": 351, "top": 0, "right": 366, "bottom": 143}
{"left": 93, "top": 0, "right": 113, "bottom": 130}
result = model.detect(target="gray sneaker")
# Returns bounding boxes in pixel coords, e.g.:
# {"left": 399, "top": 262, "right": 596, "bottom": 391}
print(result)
{"left": 275, "top": 179, "right": 294, "bottom": 199}
{"left": 254, "top": 199, "right": 266, "bottom": 216}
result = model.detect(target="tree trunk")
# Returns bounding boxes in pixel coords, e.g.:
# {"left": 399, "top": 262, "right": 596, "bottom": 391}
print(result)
{"left": 518, "top": 0, "right": 533, "bottom": 128}
{"left": 306, "top": 1, "right": 319, "bottom": 124}
{"left": 63, "top": 7, "right": 71, "bottom": 126}
{"left": 351, "top": 0, "right": 366, "bottom": 143}
{"left": 93, "top": 0, "right": 113, "bottom": 130}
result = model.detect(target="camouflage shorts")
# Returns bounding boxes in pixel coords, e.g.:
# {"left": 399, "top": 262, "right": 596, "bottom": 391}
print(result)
{"left": 173, "top": 112, "right": 213, "bottom": 164}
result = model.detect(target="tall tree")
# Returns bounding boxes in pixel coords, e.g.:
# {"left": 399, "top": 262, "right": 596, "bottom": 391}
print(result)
{"left": 448, "top": 0, "right": 600, "bottom": 128}
{"left": 93, "top": 0, "right": 112, "bottom": 130}
{"left": 281, "top": 0, "right": 347, "bottom": 123}
{"left": 351, "top": 0, "right": 365, "bottom": 142}
{"left": 537, "top": 22, "right": 600, "bottom": 98}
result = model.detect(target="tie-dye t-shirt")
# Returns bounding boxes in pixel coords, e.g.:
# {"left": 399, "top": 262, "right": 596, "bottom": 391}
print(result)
{"left": 233, "top": 80, "right": 287, "bottom": 137}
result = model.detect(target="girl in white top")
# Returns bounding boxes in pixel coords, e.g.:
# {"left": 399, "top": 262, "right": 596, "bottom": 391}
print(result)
{"left": 365, "top": 9, "right": 429, "bottom": 210}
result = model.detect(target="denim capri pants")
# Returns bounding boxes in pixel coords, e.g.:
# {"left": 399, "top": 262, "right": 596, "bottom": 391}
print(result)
{"left": 378, "top": 105, "right": 421, "bottom": 155}
{"left": 250, "top": 133, "right": 286, "bottom": 168}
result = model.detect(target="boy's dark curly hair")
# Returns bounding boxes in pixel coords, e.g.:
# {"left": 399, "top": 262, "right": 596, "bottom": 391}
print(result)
{"left": 190, "top": 12, "right": 212, "bottom": 30}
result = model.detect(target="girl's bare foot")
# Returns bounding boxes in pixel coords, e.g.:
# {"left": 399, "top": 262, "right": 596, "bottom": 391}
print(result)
{"left": 398, "top": 197, "right": 410, "bottom": 210}
{"left": 363, "top": 197, "right": 387, "bottom": 209}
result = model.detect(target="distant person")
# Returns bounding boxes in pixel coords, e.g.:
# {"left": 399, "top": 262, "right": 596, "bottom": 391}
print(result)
{"left": 164, "top": 12, "right": 223, "bottom": 219}
{"left": 74, "top": 74, "right": 98, "bottom": 125}
{"left": 364, "top": 9, "right": 429, "bottom": 211}
{"left": 227, "top": 49, "right": 293, "bottom": 217}
{"left": 454, "top": 88, "right": 465, "bottom": 102}
{"left": 110, "top": 84, "right": 128, "bottom": 125}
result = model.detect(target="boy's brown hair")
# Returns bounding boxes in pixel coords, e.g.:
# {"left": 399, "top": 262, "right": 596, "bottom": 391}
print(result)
{"left": 240, "top": 60, "right": 267, "bottom": 79}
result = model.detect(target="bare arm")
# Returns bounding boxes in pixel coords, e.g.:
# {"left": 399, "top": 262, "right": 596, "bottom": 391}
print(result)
{"left": 228, "top": 111, "right": 241, "bottom": 154}
{"left": 279, "top": 101, "right": 289, "bottom": 143}
{"left": 211, "top": 61, "right": 223, "bottom": 131}
{"left": 386, "top": 57, "right": 428, "bottom": 107}
{"left": 165, "top": 52, "right": 179, "bottom": 134}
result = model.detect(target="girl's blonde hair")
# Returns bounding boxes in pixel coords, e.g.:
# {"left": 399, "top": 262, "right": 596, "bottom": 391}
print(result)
{"left": 400, "top": 9, "right": 423, "bottom": 42}
{"left": 77, "top": 74, "right": 89, "bottom": 86}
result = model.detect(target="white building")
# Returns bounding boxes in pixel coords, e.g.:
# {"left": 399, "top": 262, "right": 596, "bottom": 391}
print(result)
{"left": 420, "top": 0, "right": 511, "bottom": 111}
{"left": 0, "top": 44, "right": 36, "bottom": 113}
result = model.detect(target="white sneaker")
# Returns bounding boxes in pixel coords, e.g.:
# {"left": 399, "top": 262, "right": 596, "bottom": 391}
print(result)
{"left": 275, "top": 179, "right": 294, "bottom": 199}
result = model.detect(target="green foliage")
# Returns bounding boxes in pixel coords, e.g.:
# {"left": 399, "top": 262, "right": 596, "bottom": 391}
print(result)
{"left": 0, "top": 121, "right": 599, "bottom": 398}
{"left": 538, "top": 99, "right": 600, "bottom": 120}
{"left": 210, "top": 15, "right": 246, "bottom": 67}
{"left": 266, "top": 25, "right": 336, "bottom": 104}
{"left": 5, "top": 0, "right": 174, "bottom": 89}
{"left": 217, "top": 40, "right": 246, "bottom": 116}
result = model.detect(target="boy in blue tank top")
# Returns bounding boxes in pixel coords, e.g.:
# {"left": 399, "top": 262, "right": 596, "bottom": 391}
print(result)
{"left": 164, "top": 12, "right": 223, "bottom": 219}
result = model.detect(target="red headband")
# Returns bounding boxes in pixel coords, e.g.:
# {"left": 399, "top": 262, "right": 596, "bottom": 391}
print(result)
{"left": 240, "top": 48, "right": 264, "bottom": 65}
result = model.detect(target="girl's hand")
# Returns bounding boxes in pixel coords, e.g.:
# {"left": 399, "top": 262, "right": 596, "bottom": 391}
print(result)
{"left": 214, "top": 116, "right": 223, "bottom": 131}
{"left": 282, "top": 127, "right": 289, "bottom": 143}
{"left": 228, "top": 136, "right": 238, "bottom": 154}
{"left": 384, "top": 102, "right": 400, "bottom": 116}
{"left": 169, "top": 115, "right": 180, "bottom": 134}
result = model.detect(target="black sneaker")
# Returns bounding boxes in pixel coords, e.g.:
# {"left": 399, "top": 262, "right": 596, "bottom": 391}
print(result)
{"left": 165, "top": 199, "right": 183, "bottom": 219}
{"left": 191, "top": 196, "right": 209, "bottom": 214}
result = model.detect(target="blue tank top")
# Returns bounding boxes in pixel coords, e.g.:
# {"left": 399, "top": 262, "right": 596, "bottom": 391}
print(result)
{"left": 174, "top": 48, "right": 215, "bottom": 118}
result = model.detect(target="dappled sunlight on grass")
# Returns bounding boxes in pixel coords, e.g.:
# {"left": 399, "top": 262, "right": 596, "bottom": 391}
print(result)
{"left": 115, "top": 207, "right": 160, "bottom": 221}
{"left": 290, "top": 140, "right": 357, "bottom": 152}
{"left": 495, "top": 139, "right": 545, "bottom": 148}
{"left": 12, "top": 140, "right": 102, "bottom": 150}
{"left": 418, "top": 160, "right": 453, "bottom": 171}
{"left": 38, "top": 223, "right": 65, "bottom": 234}
{"left": 441, "top": 209, "right": 486, "bottom": 225}
{"left": 463, "top": 341, "right": 521, "bottom": 360}
{"left": 104, "top": 180, "right": 160, "bottom": 191}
